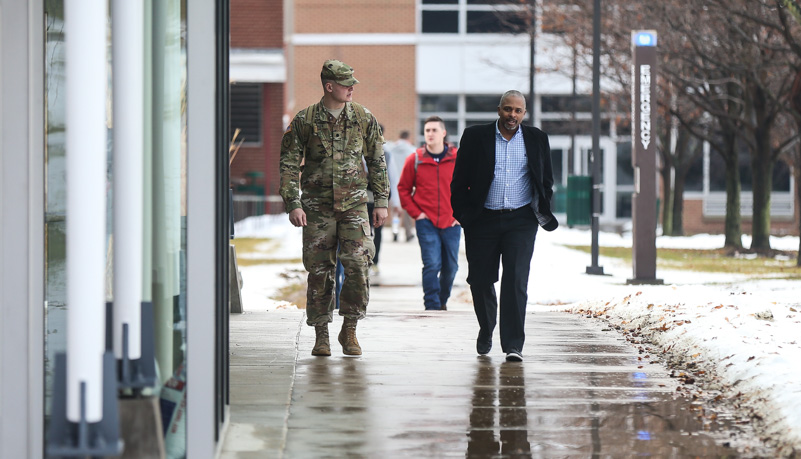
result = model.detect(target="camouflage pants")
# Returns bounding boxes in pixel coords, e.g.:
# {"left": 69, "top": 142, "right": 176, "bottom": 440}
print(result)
{"left": 303, "top": 202, "right": 375, "bottom": 326}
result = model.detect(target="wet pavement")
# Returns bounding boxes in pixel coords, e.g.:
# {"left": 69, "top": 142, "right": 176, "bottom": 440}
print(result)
{"left": 222, "top": 232, "right": 762, "bottom": 458}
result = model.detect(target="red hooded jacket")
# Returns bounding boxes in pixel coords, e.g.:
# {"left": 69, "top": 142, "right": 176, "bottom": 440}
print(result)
{"left": 397, "top": 145, "right": 458, "bottom": 229}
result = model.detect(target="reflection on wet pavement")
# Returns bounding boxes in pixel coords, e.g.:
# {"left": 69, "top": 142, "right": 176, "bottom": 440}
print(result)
{"left": 467, "top": 361, "right": 531, "bottom": 456}
{"left": 272, "top": 312, "right": 770, "bottom": 457}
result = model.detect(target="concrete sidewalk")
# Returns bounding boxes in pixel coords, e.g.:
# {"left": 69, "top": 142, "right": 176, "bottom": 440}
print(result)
{"left": 221, "top": 229, "right": 763, "bottom": 458}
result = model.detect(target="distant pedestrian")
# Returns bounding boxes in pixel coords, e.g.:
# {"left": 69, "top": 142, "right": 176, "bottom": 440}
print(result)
{"left": 366, "top": 125, "right": 394, "bottom": 278}
{"left": 451, "top": 90, "right": 558, "bottom": 362}
{"left": 397, "top": 116, "right": 460, "bottom": 311}
{"left": 280, "top": 59, "right": 389, "bottom": 357}
{"left": 387, "top": 131, "right": 417, "bottom": 242}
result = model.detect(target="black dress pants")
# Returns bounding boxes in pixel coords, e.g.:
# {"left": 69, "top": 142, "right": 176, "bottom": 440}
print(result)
{"left": 367, "top": 202, "right": 383, "bottom": 265}
{"left": 463, "top": 206, "right": 538, "bottom": 353}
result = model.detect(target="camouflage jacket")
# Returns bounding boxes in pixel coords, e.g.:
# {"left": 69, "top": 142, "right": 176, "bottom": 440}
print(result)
{"left": 279, "top": 99, "right": 389, "bottom": 213}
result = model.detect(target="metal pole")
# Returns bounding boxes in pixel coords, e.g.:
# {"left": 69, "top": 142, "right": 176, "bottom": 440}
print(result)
{"left": 529, "top": 0, "right": 536, "bottom": 126}
{"left": 586, "top": 0, "right": 605, "bottom": 275}
{"left": 570, "top": 44, "right": 577, "bottom": 175}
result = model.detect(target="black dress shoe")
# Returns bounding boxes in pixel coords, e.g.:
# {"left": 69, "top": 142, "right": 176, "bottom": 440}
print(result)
{"left": 476, "top": 332, "right": 492, "bottom": 355}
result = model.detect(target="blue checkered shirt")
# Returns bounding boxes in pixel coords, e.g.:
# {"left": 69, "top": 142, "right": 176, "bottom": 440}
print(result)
{"left": 484, "top": 122, "right": 532, "bottom": 210}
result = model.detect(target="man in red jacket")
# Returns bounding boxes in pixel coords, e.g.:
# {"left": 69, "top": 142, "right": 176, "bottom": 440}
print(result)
{"left": 397, "top": 116, "right": 461, "bottom": 311}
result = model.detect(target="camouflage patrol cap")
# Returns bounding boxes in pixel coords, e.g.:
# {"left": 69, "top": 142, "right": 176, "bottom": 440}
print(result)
{"left": 321, "top": 59, "right": 359, "bottom": 87}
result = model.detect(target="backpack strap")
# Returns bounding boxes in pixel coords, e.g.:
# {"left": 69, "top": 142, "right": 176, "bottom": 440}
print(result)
{"left": 304, "top": 101, "right": 371, "bottom": 134}
{"left": 412, "top": 150, "right": 423, "bottom": 189}
{"left": 350, "top": 102, "right": 370, "bottom": 132}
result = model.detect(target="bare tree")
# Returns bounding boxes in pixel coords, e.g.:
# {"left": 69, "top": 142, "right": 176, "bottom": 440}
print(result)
{"left": 659, "top": 6, "right": 748, "bottom": 249}
{"left": 774, "top": 0, "right": 801, "bottom": 264}
{"left": 701, "top": 0, "right": 799, "bottom": 251}
{"left": 514, "top": 0, "right": 801, "bottom": 253}
{"left": 553, "top": 1, "right": 733, "bottom": 239}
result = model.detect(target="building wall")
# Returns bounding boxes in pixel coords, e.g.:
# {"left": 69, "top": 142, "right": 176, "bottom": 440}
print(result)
{"left": 231, "top": 0, "right": 283, "bottom": 48}
{"left": 294, "top": 0, "right": 415, "bottom": 34}
{"left": 230, "top": 0, "right": 284, "bottom": 199}
{"left": 263, "top": 82, "right": 285, "bottom": 195}
{"left": 230, "top": 82, "right": 284, "bottom": 195}
{"left": 682, "top": 198, "right": 800, "bottom": 237}
{"left": 282, "top": 0, "right": 799, "bottom": 237}
{"left": 287, "top": 0, "right": 417, "bottom": 141}
{"left": 290, "top": 46, "right": 417, "bottom": 143}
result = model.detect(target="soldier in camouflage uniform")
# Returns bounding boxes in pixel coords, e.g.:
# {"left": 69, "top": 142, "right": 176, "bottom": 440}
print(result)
{"left": 280, "top": 59, "right": 389, "bottom": 356}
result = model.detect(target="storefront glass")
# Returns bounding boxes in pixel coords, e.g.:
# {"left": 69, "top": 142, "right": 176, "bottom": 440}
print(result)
{"left": 44, "top": 1, "right": 188, "bottom": 456}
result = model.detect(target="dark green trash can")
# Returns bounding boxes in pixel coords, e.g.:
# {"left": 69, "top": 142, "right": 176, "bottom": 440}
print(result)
{"left": 552, "top": 184, "right": 567, "bottom": 214}
{"left": 566, "top": 175, "right": 591, "bottom": 226}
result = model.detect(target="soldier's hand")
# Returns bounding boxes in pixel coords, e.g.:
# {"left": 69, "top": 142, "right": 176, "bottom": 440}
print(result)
{"left": 289, "top": 208, "right": 307, "bottom": 227}
{"left": 373, "top": 207, "right": 388, "bottom": 227}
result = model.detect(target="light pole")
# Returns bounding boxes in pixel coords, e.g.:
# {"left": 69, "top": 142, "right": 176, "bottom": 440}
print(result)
{"left": 586, "top": 0, "right": 604, "bottom": 275}
{"left": 528, "top": 0, "right": 537, "bottom": 126}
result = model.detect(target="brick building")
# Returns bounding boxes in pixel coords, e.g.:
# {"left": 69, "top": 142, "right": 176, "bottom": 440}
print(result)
{"left": 230, "top": 0, "right": 798, "bottom": 237}
{"left": 230, "top": 0, "right": 286, "bottom": 213}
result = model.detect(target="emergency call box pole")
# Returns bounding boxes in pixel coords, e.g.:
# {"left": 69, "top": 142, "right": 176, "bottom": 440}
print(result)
{"left": 628, "top": 30, "right": 663, "bottom": 285}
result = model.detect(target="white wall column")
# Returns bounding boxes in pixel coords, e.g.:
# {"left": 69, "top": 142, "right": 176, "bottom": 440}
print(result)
{"left": 0, "top": 0, "right": 45, "bottom": 456}
{"left": 187, "top": 0, "right": 219, "bottom": 455}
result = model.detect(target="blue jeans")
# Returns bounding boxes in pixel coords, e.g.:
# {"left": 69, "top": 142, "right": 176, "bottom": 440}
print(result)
{"left": 415, "top": 219, "right": 461, "bottom": 310}
{"left": 335, "top": 255, "right": 344, "bottom": 309}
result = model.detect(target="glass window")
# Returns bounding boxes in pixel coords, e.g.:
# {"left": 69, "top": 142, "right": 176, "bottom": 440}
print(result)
{"left": 617, "top": 115, "right": 632, "bottom": 137}
{"left": 616, "top": 192, "right": 632, "bottom": 218}
{"left": 465, "top": 118, "right": 496, "bottom": 128}
{"left": 422, "top": 11, "right": 459, "bottom": 33}
{"left": 708, "top": 148, "right": 727, "bottom": 192}
{"left": 541, "top": 120, "right": 590, "bottom": 136}
{"left": 541, "top": 95, "right": 566, "bottom": 112}
{"left": 541, "top": 120, "right": 608, "bottom": 136}
{"left": 773, "top": 159, "right": 791, "bottom": 192}
{"left": 466, "top": 11, "right": 527, "bottom": 33}
{"left": 684, "top": 145, "right": 704, "bottom": 192}
{"left": 44, "top": 0, "right": 188, "bottom": 455}
{"left": 44, "top": 4, "right": 68, "bottom": 443}
{"left": 466, "top": 95, "right": 499, "bottom": 113}
{"left": 551, "top": 149, "right": 564, "bottom": 186}
{"left": 420, "top": 95, "right": 458, "bottom": 113}
{"left": 616, "top": 141, "right": 633, "bottom": 186}
{"left": 230, "top": 83, "right": 262, "bottom": 145}
{"left": 541, "top": 95, "right": 592, "bottom": 113}
{"left": 467, "top": 0, "right": 513, "bottom": 4}
{"left": 738, "top": 146, "right": 752, "bottom": 192}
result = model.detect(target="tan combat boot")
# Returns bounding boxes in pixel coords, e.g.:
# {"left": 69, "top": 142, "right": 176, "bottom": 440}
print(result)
{"left": 338, "top": 318, "right": 362, "bottom": 356}
{"left": 312, "top": 324, "right": 331, "bottom": 356}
